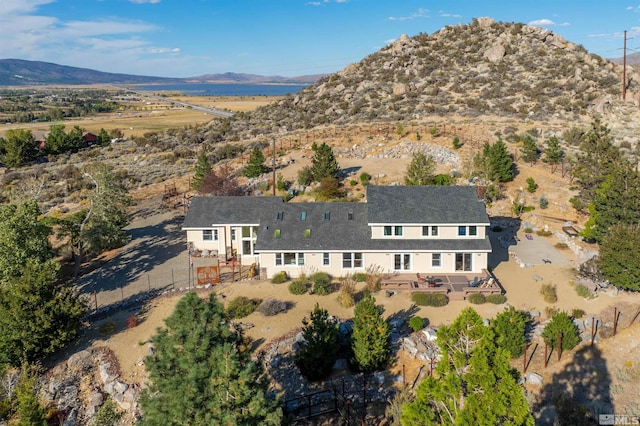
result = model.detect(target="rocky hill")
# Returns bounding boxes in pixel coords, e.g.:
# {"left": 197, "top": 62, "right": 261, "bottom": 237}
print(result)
{"left": 220, "top": 17, "right": 637, "bottom": 140}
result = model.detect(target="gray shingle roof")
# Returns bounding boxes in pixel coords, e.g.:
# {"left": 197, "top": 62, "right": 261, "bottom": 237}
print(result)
{"left": 182, "top": 196, "right": 284, "bottom": 228}
{"left": 366, "top": 185, "right": 489, "bottom": 225}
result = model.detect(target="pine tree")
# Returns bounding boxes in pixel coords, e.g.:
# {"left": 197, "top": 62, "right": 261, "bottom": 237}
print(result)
{"left": 0, "top": 129, "right": 38, "bottom": 168}
{"left": 486, "top": 140, "right": 514, "bottom": 182}
{"left": 351, "top": 293, "right": 391, "bottom": 373}
{"left": 404, "top": 152, "right": 435, "bottom": 186}
{"left": 310, "top": 142, "right": 340, "bottom": 182}
{"left": 571, "top": 120, "right": 622, "bottom": 212}
{"left": 15, "top": 364, "right": 47, "bottom": 426}
{"left": 0, "top": 259, "right": 85, "bottom": 366}
{"left": 140, "top": 292, "right": 281, "bottom": 426}
{"left": 0, "top": 201, "right": 53, "bottom": 285}
{"left": 492, "top": 306, "right": 527, "bottom": 358}
{"left": 402, "top": 307, "right": 533, "bottom": 425}
{"left": 541, "top": 311, "right": 580, "bottom": 350}
{"left": 520, "top": 135, "right": 538, "bottom": 164}
{"left": 582, "top": 162, "right": 640, "bottom": 243}
{"left": 542, "top": 136, "right": 563, "bottom": 166}
{"left": 242, "top": 147, "right": 269, "bottom": 178}
{"left": 294, "top": 303, "right": 340, "bottom": 381}
{"left": 192, "top": 152, "right": 212, "bottom": 190}
{"left": 598, "top": 224, "right": 640, "bottom": 291}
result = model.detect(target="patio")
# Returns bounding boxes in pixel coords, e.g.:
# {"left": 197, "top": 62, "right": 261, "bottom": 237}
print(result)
{"left": 381, "top": 270, "right": 503, "bottom": 301}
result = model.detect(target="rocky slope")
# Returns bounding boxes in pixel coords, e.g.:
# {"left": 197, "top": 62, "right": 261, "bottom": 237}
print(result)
{"left": 216, "top": 17, "right": 637, "bottom": 141}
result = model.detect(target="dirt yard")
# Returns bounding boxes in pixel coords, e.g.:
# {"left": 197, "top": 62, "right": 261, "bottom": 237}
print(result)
{"left": 69, "top": 102, "right": 639, "bottom": 418}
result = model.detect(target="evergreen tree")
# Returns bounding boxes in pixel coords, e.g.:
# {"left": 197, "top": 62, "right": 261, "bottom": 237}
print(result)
{"left": 542, "top": 136, "right": 563, "bottom": 166}
{"left": 0, "top": 129, "right": 38, "bottom": 168}
{"left": 310, "top": 142, "right": 340, "bottom": 182}
{"left": 404, "top": 152, "right": 435, "bottom": 186}
{"left": 571, "top": 120, "right": 622, "bottom": 212}
{"left": 15, "top": 364, "right": 46, "bottom": 426}
{"left": 294, "top": 303, "right": 340, "bottom": 381}
{"left": 97, "top": 128, "right": 111, "bottom": 146}
{"left": 82, "top": 163, "right": 134, "bottom": 255}
{"left": 598, "top": 224, "right": 640, "bottom": 291}
{"left": 192, "top": 152, "right": 212, "bottom": 190}
{"left": 492, "top": 306, "right": 527, "bottom": 358}
{"left": 0, "top": 259, "right": 85, "bottom": 366}
{"left": 582, "top": 162, "right": 640, "bottom": 243}
{"left": 486, "top": 140, "right": 514, "bottom": 182}
{"left": 541, "top": 311, "right": 580, "bottom": 350}
{"left": 141, "top": 292, "right": 281, "bottom": 426}
{"left": 520, "top": 135, "right": 538, "bottom": 164}
{"left": 242, "top": 147, "right": 269, "bottom": 178}
{"left": 0, "top": 201, "right": 53, "bottom": 285}
{"left": 402, "top": 308, "right": 533, "bottom": 425}
{"left": 351, "top": 293, "right": 391, "bottom": 373}
{"left": 45, "top": 124, "right": 68, "bottom": 155}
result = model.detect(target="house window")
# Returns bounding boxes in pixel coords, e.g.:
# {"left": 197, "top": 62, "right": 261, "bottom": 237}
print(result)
{"left": 324, "top": 211, "right": 330, "bottom": 221}
{"left": 323, "top": 252, "right": 330, "bottom": 266}
{"left": 431, "top": 226, "right": 438, "bottom": 236}
{"left": 455, "top": 253, "right": 472, "bottom": 272}
{"left": 458, "top": 226, "right": 467, "bottom": 236}
{"left": 276, "top": 211, "right": 284, "bottom": 220}
{"left": 305, "top": 229, "right": 311, "bottom": 238}
{"left": 432, "top": 253, "right": 442, "bottom": 268}
{"left": 384, "top": 225, "right": 403, "bottom": 236}
{"left": 230, "top": 229, "right": 236, "bottom": 241}
{"left": 202, "top": 229, "right": 217, "bottom": 241}
{"left": 422, "top": 226, "right": 429, "bottom": 236}
{"left": 275, "top": 252, "right": 305, "bottom": 266}
{"left": 393, "top": 254, "right": 411, "bottom": 271}
{"left": 342, "top": 252, "right": 363, "bottom": 268}
{"left": 300, "top": 211, "right": 307, "bottom": 221}
{"left": 348, "top": 211, "right": 354, "bottom": 220}
{"left": 241, "top": 226, "right": 257, "bottom": 255}
{"left": 469, "top": 226, "right": 477, "bottom": 236}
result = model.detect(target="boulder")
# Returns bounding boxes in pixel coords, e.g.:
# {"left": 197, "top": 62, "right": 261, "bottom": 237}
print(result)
{"left": 526, "top": 372, "right": 544, "bottom": 386}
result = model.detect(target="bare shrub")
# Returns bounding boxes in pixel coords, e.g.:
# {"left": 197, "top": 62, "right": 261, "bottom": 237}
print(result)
{"left": 365, "top": 264, "right": 383, "bottom": 292}
{"left": 337, "top": 275, "right": 356, "bottom": 308}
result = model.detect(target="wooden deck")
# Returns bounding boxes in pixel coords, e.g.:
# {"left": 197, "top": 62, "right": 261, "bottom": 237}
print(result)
{"left": 381, "top": 270, "right": 503, "bottom": 301}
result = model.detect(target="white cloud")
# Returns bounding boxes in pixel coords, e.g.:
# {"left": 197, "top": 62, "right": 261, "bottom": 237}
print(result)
{"left": 129, "top": 0, "right": 161, "bottom": 4}
{"left": 439, "top": 11, "right": 462, "bottom": 18}
{"left": 149, "top": 47, "right": 181, "bottom": 54}
{"left": 388, "top": 8, "right": 429, "bottom": 21}
{"left": 528, "top": 19, "right": 556, "bottom": 26}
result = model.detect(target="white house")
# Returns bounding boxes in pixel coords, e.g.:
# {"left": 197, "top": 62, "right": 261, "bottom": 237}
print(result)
{"left": 182, "top": 185, "right": 492, "bottom": 279}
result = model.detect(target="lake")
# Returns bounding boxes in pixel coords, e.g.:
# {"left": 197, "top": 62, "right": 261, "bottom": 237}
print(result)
{"left": 130, "top": 83, "right": 309, "bottom": 96}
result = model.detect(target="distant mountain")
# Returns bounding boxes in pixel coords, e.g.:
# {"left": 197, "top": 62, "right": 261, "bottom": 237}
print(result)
{"left": 0, "top": 59, "right": 325, "bottom": 86}
{"left": 185, "top": 72, "right": 326, "bottom": 84}
{"left": 608, "top": 52, "right": 640, "bottom": 65}
{"left": 0, "top": 59, "right": 179, "bottom": 86}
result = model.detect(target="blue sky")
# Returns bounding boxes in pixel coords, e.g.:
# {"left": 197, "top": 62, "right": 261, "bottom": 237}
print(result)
{"left": 1, "top": 0, "right": 638, "bottom": 78}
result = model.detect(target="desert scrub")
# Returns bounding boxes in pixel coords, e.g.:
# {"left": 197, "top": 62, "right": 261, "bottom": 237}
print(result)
{"left": 226, "top": 296, "right": 261, "bottom": 319}
{"left": 536, "top": 229, "right": 552, "bottom": 237}
{"left": 337, "top": 276, "right": 356, "bottom": 308}
{"left": 575, "top": 284, "right": 592, "bottom": 299}
{"left": 409, "top": 316, "right": 426, "bottom": 332}
{"left": 271, "top": 271, "right": 288, "bottom": 284}
{"left": 258, "top": 299, "right": 288, "bottom": 316}
{"left": 352, "top": 272, "right": 367, "bottom": 282}
{"left": 540, "top": 283, "right": 558, "bottom": 303}
{"left": 486, "top": 294, "right": 507, "bottom": 304}
{"left": 571, "top": 308, "right": 586, "bottom": 319}
{"left": 288, "top": 279, "right": 308, "bottom": 295}
{"left": 311, "top": 272, "right": 333, "bottom": 295}
{"left": 555, "top": 242, "right": 569, "bottom": 249}
{"left": 98, "top": 321, "right": 117, "bottom": 336}
{"left": 467, "top": 293, "right": 487, "bottom": 304}
{"left": 411, "top": 293, "right": 449, "bottom": 307}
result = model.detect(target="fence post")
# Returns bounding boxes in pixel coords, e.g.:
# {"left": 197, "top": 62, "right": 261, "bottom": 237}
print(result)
{"left": 172, "top": 269, "right": 175, "bottom": 289}
{"left": 557, "top": 332, "right": 562, "bottom": 361}
{"left": 523, "top": 342, "right": 527, "bottom": 373}
{"left": 94, "top": 290, "right": 98, "bottom": 312}
{"left": 613, "top": 306, "right": 618, "bottom": 336}
{"left": 148, "top": 273, "right": 151, "bottom": 292}
{"left": 544, "top": 339, "right": 548, "bottom": 368}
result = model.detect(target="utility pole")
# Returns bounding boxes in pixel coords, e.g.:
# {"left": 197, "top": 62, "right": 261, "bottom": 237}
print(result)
{"left": 623, "top": 30, "right": 627, "bottom": 101}
{"left": 272, "top": 138, "right": 276, "bottom": 196}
